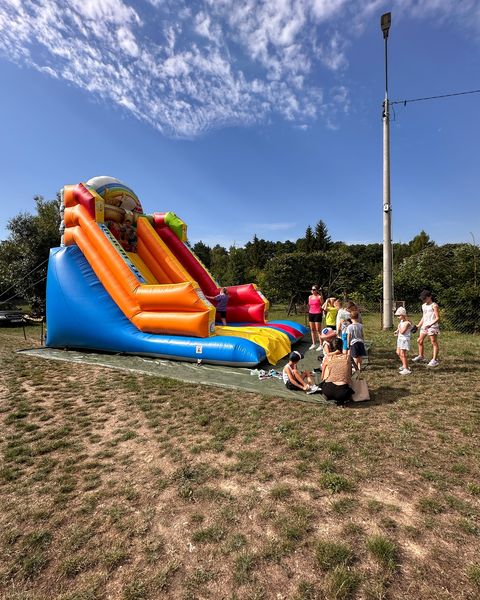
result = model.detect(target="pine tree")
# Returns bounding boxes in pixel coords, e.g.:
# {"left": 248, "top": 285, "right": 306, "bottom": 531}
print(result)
{"left": 314, "top": 220, "right": 332, "bottom": 251}
{"left": 409, "top": 230, "right": 434, "bottom": 255}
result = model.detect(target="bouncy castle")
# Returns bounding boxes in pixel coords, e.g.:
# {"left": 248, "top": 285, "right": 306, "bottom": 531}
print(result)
{"left": 46, "top": 177, "right": 307, "bottom": 366}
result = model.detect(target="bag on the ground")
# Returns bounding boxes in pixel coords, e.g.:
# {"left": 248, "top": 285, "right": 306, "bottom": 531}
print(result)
{"left": 351, "top": 378, "right": 370, "bottom": 402}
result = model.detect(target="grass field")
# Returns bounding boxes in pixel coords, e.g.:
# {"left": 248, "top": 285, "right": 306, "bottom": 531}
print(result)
{"left": 1, "top": 311, "right": 479, "bottom": 600}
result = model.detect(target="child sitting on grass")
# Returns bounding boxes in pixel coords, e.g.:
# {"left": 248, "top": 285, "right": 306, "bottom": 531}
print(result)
{"left": 394, "top": 306, "right": 412, "bottom": 375}
{"left": 283, "top": 351, "right": 319, "bottom": 394}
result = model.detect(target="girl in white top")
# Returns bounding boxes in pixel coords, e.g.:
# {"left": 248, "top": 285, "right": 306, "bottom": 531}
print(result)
{"left": 413, "top": 289, "right": 440, "bottom": 367}
{"left": 283, "top": 351, "right": 318, "bottom": 394}
{"left": 394, "top": 306, "right": 412, "bottom": 375}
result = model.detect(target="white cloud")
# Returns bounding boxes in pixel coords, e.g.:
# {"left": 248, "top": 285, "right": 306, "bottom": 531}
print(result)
{"left": 252, "top": 222, "right": 297, "bottom": 231}
{"left": 0, "top": 0, "right": 474, "bottom": 138}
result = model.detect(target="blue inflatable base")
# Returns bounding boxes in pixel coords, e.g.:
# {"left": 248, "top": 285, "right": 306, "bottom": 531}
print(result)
{"left": 46, "top": 246, "right": 305, "bottom": 367}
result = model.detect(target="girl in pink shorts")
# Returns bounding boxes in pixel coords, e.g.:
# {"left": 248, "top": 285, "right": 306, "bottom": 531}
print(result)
{"left": 412, "top": 289, "right": 440, "bottom": 368}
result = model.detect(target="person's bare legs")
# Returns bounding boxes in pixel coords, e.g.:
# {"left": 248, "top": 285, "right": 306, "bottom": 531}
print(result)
{"left": 396, "top": 347, "right": 402, "bottom": 367}
{"left": 399, "top": 349, "right": 408, "bottom": 370}
{"left": 309, "top": 323, "right": 318, "bottom": 346}
{"left": 417, "top": 331, "right": 427, "bottom": 358}
{"left": 430, "top": 335, "right": 439, "bottom": 360}
{"left": 314, "top": 322, "right": 321, "bottom": 344}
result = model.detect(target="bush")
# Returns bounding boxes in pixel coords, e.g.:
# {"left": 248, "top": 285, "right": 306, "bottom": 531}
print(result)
{"left": 441, "top": 286, "right": 480, "bottom": 333}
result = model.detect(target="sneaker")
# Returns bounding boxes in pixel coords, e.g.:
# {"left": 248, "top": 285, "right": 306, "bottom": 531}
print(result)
{"left": 309, "top": 344, "right": 316, "bottom": 350}
{"left": 398, "top": 366, "right": 404, "bottom": 371}
{"left": 412, "top": 355, "right": 426, "bottom": 363}
{"left": 399, "top": 368, "right": 411, "bottom": 375}
{"left": 427, "top": 359, "right": 439, "bottom": 368}
{"left": 306, "top": 385, "right": 319, "bottom": 395}
{"left": 316, "top": 345, "right": 324, "bottom": 353}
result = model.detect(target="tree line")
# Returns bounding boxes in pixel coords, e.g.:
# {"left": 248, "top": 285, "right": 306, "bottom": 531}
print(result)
{"left": 0, "top": 197, "right": 478, "bottom": 331}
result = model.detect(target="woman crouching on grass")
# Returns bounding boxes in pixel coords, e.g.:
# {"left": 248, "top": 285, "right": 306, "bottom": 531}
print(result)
{"left": 283, "top": 351, "right": 319, "bottom": 394}
{"left": 320, "top": 337, "right": 356, "bottom": 405}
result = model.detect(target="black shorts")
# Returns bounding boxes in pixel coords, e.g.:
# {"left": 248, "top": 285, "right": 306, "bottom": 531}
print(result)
{"left": 218, "top": 311, "right": 227, "bottom": 319}
{"left": 350, "top": 341, "right": 366, "bottom": 358}
{"left": 321, "top": 382, "right": 353, "bottom": 404}
{"left": 285, "top": 381, "right": 301, "bottom": 391}
{"left": 308, "top": 313, "right": 322, "bottom": 323}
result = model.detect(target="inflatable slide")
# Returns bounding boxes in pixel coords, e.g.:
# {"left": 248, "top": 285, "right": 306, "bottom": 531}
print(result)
{"left": 46, "top": 177, "right": 307, "bottom": 367}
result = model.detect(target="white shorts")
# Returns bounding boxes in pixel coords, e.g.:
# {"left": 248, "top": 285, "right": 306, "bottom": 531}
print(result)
{"left": 397, "top": 339, "right": 410, "bottom": 351}
{"left": 422, "top": 324, "right": 440, "bottom": 336}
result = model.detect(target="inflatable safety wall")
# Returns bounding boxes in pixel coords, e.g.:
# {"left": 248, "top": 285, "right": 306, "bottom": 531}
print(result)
{"left": 46, "top": 177, "right": 307, "bottom": 366}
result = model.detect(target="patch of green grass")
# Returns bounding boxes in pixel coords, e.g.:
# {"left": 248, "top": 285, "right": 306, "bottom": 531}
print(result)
{"left": 101, "top": 546, "right": 129, "bottom": 571}
{"left": 123, "top": 577, "right": 148, "bottom": 600}
{"left": 466, "top": 482, "right": 480, "bottom": 496}
{"left": 223, "top": 532, "right": 247, "bottom": 554}
{"left": 293, "top": 581, "right": 319, "bottom": 600}
{"left": 366, "top": 535, "right": 398, "bottom": 570}
{"left": 320, "top": 472, "right": 355, "bottom": 494}
{"left": 366, "top": 499, "right": 384, "bottom": 513}
{"left": 233, "top": 450, "right": 262, "bottom": 474}
{"left": 60, "top": 553, "right": 95, "bottom": 578}
{"left": 270, "top": 483, "right": 292, "bottom": 500}
{"left": 315, "top": 540, "right": 355, "bottom": 571}
{"left": 417, "top": 497, "right": 445, "bottom": 515}
{"left": 233, "top": 551, "right": 256, "bottom": 584}
{"left": 274, "top": 505, "right": 314, "bottom": 542}
{"left": 325, "top": 566, "right": 360, "bottom": 600}
{"left": 192, "top": 525, "right": 225, "bottom": 544}
{"left": 467, "top": 563, "right": 480, "bottom": 589}
{"left": 331, "top": 497, "right": 357, "bottom": 515}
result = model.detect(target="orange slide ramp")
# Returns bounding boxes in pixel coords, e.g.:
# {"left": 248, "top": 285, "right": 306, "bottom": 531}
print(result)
{"left": 62, "top": 185, "right": 215, "bottom": 338}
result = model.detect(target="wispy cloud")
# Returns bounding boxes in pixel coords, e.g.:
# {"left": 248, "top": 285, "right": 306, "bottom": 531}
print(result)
{"left": 245, "top": 222, "right": 297, "bottom": 232}
{"left": 0, "top": 0, "right": 475, "bottom": 138}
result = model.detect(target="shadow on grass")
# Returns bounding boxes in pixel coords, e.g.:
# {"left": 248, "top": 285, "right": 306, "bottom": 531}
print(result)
{"left": 348, "top": 386, "right": 410, "bottom": 409}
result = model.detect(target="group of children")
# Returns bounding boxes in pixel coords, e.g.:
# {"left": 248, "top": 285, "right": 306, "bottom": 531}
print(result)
{"left": 307, "top": 288, "right": 367, "bottom": 370}
{"left": 394, "top": 289, "right": 440, "bottom": 374}
{"left": 283, "top": 287, "right": 441, "bottom": 398}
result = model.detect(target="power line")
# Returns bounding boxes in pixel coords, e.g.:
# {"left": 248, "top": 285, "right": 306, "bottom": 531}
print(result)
{"left": 0, "top": 275, "right": 47, "bottom": 306}
{"left": 390, "top": 88, "right": 480, "bottom": 106}
{"left": 0, "top": 257, "right": 50, "bottom": 300}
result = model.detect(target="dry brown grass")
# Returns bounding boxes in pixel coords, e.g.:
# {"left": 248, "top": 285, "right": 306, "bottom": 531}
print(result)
{"left": 0, "top": 320, "right": 479, "bottom": 600}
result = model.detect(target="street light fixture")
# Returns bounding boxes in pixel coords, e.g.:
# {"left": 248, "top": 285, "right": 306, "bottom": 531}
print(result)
{"left": 381, "top": 12, "right": 393, "bottom": 329}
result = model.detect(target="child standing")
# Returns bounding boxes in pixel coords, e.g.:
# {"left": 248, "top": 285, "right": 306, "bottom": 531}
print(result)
{"left": 340, "top": 318, "right": 352, "bottom": 355}
{"left": 394, "top": 306, "right": 412, "bottom": 375}
{"left": 322, "top": 297, "right": 338, "bottom": 330}
{"left": 207, "top": 288, "right": 229, "bottom": 326}
{"left": 335, "top": 299, "right": 350, "bottom": 333}
{"left": 283, "top": 351, "right": 318, "bottom": 394}
{"left": 413, "top": 289, "right": 440, "bottom": 367}
{"left": 347, "top": 311, "right": 367, "bottom": 370}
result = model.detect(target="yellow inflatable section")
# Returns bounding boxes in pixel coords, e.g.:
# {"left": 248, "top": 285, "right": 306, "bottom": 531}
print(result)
{"left": 215, "top": 325, "right": 290, "bottom": 365}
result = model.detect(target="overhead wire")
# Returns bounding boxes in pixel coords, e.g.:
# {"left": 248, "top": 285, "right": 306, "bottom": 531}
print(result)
{"left": 390, "top": 88, "right": 480, "bottom": 106}
{"left": 0, "top": 275, "right": 47, "bottom": 306}
{"left": 0, "top": 257, "right": 50, "bottom": 300}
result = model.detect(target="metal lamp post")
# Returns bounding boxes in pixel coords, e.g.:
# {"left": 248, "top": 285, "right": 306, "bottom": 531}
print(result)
{"left": 381, "top": 12, "right": 393, "bottom": 329}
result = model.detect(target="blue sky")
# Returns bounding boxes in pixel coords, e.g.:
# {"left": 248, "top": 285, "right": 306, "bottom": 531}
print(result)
{"left": 0, "top": 0, "right": 479, "bottom": 247}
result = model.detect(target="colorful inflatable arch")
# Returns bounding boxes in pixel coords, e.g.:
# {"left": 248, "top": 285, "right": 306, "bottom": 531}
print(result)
{"left": 46, "top": 177, "right": 307, "bottom": 366}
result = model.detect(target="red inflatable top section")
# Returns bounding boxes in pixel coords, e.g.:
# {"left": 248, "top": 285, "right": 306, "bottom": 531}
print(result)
{"left": 65, "top": 184, "right": 95, "bottom": 218}
{"left": 154, "top": 224, "right": 266, "bottom": 324}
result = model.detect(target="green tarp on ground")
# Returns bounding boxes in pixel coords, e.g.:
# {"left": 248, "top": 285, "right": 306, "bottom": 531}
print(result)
{"left": 18, "top": 342, "right": 329, "bottom": 404}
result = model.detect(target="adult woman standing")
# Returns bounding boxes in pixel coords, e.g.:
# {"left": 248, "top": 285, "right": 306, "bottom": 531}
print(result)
{"left": 308, "top": 286, "right": 324, "bottom": 350}
{"left": 320, "top": 337, "right": 356, "bottom": 404}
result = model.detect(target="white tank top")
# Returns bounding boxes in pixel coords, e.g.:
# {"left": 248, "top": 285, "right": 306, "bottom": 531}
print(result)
{"left": 283, "top": 364, "right": 294, "bottom": 384}
{"left": 422, "top": 302, "right": 438, "bottom": 327}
